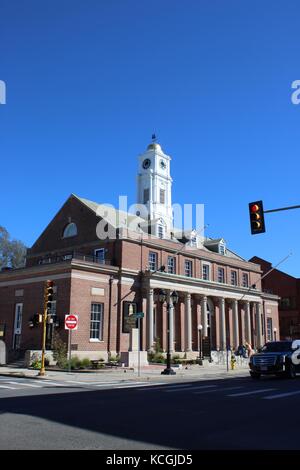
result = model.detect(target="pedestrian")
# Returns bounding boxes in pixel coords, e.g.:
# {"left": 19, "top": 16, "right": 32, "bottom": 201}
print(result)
{"left": 245, "top": 342, "right": 254, "bottom": 357}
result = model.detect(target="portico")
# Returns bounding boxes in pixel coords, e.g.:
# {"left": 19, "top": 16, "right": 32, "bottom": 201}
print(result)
{"left": 144, "top": 271, "right": 268, "bottom": 358}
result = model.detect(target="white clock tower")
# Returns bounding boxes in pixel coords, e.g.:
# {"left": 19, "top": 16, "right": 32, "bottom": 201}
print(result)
{"left": 136, "top": 139, "right": 173, "bottom": 238}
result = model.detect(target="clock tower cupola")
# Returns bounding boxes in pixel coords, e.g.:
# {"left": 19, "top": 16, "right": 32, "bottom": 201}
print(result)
{"left": 136, "top": 136, "right": 173, "bottom": 238}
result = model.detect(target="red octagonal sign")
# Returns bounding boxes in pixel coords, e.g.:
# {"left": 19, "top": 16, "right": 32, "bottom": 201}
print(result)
{"left": 65, "top": 314, "right": 78, "bottom": 330}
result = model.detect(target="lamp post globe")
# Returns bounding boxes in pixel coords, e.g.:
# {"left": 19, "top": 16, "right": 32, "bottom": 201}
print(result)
{"left": 273, "top": 327, "right": 277, "bottom": 342}
{"left": 197, "top": 324, "right": 203, "bottom": 365}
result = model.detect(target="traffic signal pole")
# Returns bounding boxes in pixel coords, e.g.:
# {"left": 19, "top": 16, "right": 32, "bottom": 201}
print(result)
{"left": 38, "top": 303, "right": 47, "bottom": 376}
{"left": 38, "top": 280, "right": 54, "bottom": 377}
{"left": 264, "top": 204, "right": 300, "bottom": 214}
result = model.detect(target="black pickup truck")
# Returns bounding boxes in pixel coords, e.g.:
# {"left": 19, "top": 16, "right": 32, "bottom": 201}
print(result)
{"left": 249, "top": 340, "right": 300, "bottom": 379}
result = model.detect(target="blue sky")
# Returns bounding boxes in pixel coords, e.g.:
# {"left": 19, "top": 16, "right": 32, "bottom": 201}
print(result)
{"left": 1, "top": 0, "right": 300, "bottom": 276}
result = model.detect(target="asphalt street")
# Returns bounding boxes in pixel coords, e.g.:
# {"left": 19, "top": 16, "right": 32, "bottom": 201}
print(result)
{"left": 1, "top": 374, "right": 300, "bottom": 450}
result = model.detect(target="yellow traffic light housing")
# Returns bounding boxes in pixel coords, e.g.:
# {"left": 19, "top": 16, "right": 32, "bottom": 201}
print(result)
{"left": 249, "top": 201, "right": 266, "bottom": 234}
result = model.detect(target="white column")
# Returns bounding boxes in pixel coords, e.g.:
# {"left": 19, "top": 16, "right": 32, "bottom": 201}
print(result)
{"left": 244, "top": 301, "right": 251, "bottom": 344}
{"left": 232, "top": 300, "right": 239, "bottom": 349}
{"left": 219, "top": 298, "right": 226, "bottom": 351}
{"left": 147, "top": 288, "right": 154, "bottom": 351}
{"left": 256, "top": 303, "right": 263, "bottom": 348}
{"left": 201, "top": 296, "right": 208, "bottom": 337}
{"left": 167, "top": 291, "right": 175, "bottom": 353}
{"left": 185, "top": 293, "right": 192, "bottom": 352}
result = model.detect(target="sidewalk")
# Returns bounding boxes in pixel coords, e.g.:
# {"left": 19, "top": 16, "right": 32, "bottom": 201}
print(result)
{"left": 0, "top": 362, "right": 250, "bottom": 383}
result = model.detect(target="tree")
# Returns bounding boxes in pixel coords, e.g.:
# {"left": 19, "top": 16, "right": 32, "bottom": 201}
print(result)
{"left": 0, "top": 226, "right": 27, "bottom": 269}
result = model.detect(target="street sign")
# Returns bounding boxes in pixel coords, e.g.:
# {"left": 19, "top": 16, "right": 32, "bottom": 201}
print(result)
{"left": 65, "top": 314, "right": 78, "bottom": 330}
{"left": 132, "top": 312, "right": 144, "bottom": 319}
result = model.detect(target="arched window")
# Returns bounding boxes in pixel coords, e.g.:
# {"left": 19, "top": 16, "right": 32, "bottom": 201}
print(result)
{"left": 63, "top": 222, "right": 78, "bottom": 238}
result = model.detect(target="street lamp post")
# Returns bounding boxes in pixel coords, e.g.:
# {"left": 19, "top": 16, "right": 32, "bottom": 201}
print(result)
{"left": 197, "top": 324, "right": 203, "bottom": 365}
{"left": 273, "top": 327, "right": 277, "bottom": 341}
{"left": 159, "top": 289, "right": 179, "bottom": 376}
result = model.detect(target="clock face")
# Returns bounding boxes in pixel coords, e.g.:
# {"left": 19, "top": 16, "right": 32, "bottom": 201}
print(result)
{"left": 142, "top": 158, "right": 151, "bottom": 169}
{"left": 160, "top": 159, "right": 166, "bottom": 170}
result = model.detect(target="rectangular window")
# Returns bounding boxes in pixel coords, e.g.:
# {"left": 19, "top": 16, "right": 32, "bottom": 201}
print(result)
{"left": 143, "top": 188, "right": 150, "bottom": 204}
{"left": 219, "top": 244, "right": 226, "bottom": 255}
{"left": 94, "top": 248, "right": 105, "bottom": 264}
{"left": 123, "top": 302, "right": 137, "bottom": 333}
{"left": 167, "top": 256, "right": 176, "bottom": 274}
{"left": 231, "top": 270, "right": 237, "bottom": 286}
{"left": 90, "top": 303, "right": 104, "bottom": 341}
{"left": 160, "top": 189, "right": 165, "bottom": 204}
{"left": 185, "top": 260, "right": 193, "bottom": 277}
{"left": 217, "top": 267, "right": 225, "bottom": 283}
{"left": 202, "top": 264, "right": 210, "bottom": 280}
{"left": 149, "top": 252, "right": 158, "bottom": 271}
{"left": 267, "top": 317, "right": 273, "bottom": 342}
{"left": 158, "top": 225, "right": 164, "bottom": 239}
{"left": 242, "top": 273, "right": 249, "bottom": 288}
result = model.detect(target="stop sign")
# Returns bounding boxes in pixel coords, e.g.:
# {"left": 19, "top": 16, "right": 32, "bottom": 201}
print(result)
{"left": 65, "top": 314, "right": 78, "bottom": 330}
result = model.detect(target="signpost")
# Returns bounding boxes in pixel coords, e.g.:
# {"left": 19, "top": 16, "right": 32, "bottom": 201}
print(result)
{"left": 131, "top": 312, "right": 144, "bottom": 376}
{"left": 65, "top": 314, "right": 78, "bottom": 372}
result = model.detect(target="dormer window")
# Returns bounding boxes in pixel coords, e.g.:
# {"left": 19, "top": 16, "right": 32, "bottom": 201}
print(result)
{"left": 219, "top": 243, "right": 226, "bottom": 255}
{"left": 190, "top": 236, "right": 197, "bottom": 247}
{"left": 63, "top": 222, "right": 78, "bottom": 238}
{"left": 158, "top": 225, "right": 164, "bottom": 239}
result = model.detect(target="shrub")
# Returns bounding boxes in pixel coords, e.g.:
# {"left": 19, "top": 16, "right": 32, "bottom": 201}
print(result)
{"left": 69, "top": 356, "right": 81, "bottom": 370}
{"left": 52, "top": 331, "right": 67, "bottom": 368}
{"left": 171, "top": 354, "right": 181, "bottom": 364}
{"left": 108, "top": 354, "right": 120, "bottom": 363}
{"left": 80, "top": 358, "right": 91, "bottom": 369}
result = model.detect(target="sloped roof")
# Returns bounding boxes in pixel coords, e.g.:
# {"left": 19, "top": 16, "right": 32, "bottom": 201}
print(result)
{"left": 73, "top": 194, "right": 147, "bottom": 229}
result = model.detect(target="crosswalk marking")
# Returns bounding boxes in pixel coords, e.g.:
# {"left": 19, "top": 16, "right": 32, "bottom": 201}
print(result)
{"left": 66, "top": 380, "right": 120, "bottom": 385}
{"left": 40, "top": 381, "right": 67, "bottom": 387}
{"left": 0, "top": 384, "right": 17, "bottom": 389}
{"left": 7, "top": 381, "right": 43, "bottom": 388}
{"left": 227, "top": 388, "right": 276, "bottom": 397}
{"left": 263, "top": 390, "right": 300, "bottom": 400}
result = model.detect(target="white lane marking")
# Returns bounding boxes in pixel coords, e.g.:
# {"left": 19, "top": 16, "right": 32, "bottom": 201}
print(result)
{"left": 165, "top": 384, "right": 218, "bottom": 393}
{"left": 194, "top": 386, "right": 243, "bottom": 395}
{"left": 263, "top": 390, "right": 300, "bottom": 400}
{"left": 115, "top": 383, "right": 165, "bottom": 389}
{"left": 40, "top": 381, "right": 67, "bottom": 387}
{"left": 7, "top": 381, "right": 43, "bottom": 388}
{"left": 228, "top": 388, "right": 276, "bottom": 397}
{"left": 0, "top": 385, "right": 17, "bottom": 389}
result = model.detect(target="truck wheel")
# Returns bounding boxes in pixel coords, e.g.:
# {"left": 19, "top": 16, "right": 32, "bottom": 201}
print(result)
{"left": 250, "top": 372, "right": 261, "bottom": 379}
{"left": 287, "top": 364, "right": 296, "bottom": 379}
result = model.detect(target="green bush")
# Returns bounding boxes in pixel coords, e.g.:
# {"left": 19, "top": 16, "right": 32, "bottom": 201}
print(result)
{"left": 108, "top": 354, "right": 120, "bottom": 363}
{"left": 171, "top": 354, "right": 181, "bottom": 364}
{"left": 31, "top": 360, "right": 42, "bottom": 370}
{"left": 80, "top": 358, "right": 91, "bottom": 369}
{"left": 69, "top": 356, "right": 81, "bottom": 370}
{"left": 52, "top": 331, "right": 68, "bottom": 368}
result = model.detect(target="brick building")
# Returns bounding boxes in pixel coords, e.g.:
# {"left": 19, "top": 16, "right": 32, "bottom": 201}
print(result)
{"left": 250, "top": 256, "right": 300, "bottom": 340}
{"left": 0, "top": 140, "right": 279, "bottom": 364}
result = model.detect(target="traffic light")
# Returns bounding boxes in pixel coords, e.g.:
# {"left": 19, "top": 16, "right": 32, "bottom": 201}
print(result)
{"left": 249, "top": 201, "right": 265, "bottom": 235}
{"left": 44, "top": 280, "right": 54, "bottom": 312}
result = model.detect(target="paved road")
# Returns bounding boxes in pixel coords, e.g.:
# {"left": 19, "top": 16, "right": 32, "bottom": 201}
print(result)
{"left": 1, "top": 374, "right": 300, "bottom": 449}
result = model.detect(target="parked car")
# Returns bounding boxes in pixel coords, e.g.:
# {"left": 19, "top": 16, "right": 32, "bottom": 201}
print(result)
{"left": 249, "top": 340, "right": 300, "bottom": 379}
